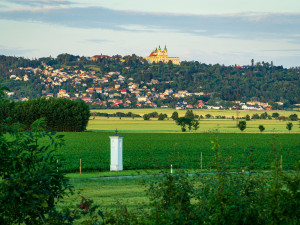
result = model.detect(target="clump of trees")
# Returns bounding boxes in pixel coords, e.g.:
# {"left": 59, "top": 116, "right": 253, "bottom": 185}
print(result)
{"left": 175, "top": 110, "right": 199, "bottom": 132}
{"left": 0, "top": 97, "right": 90, "bottom": 131}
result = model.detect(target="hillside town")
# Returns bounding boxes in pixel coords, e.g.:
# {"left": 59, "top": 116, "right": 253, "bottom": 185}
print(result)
{"left": 6, "top": 63, "right": 278, "bottom": 110}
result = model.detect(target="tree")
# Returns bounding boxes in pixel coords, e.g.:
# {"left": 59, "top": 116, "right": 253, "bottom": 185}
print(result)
{"left": 237, "top": 121, "right": 246, "bottom": 131}
{"left": 289, "top": 114, "right": 298, "bottom": 121}
{"left": 252, "top": 113, "right": 260, "bottom": 119}
{"left": 205, "top": 114, "right": 212, "bottom": 119}
{"left": 260, "top": 112, "right": 268, "bottom": 119}
{"left": 143, "top": 114, "right": 150, "bottom": 120}
{"left": 259, "top": 125, "right": 265, "bottom": 132}
{"left": 176, "top": 117, "right": 192, "bottom": 132}
{"left": 245, "top": 114, "right": 251, "bottom": 121}
{"left": 0, "top": 118, "right": 72, "bottom": 224}
{"left": 0, "top": 86, "right": 10, "bottom": 99}
{"left": 272, "top": 112, "right": 280, "bottom": 118}
{"left": 191, "top": 120, "right": 199, "bottom": 131}
{"left": 158, "top": 113, "right": 166, "bottom": 120}
{"left": 286, "top": 122, "right": 293, "bottom": 132}
{"left": 185, "top": 110, "right": 194, "bottom": 120}
{"left": 171, "top": 111, "right": 179, "bottom": 120}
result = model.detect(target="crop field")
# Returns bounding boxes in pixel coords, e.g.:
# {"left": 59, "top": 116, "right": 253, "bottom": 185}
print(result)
{"left": 87, "top": 117, "right": 300, "bottom": 133}
{"left": 54, "top": 132, "right": 299, "bottom": 172}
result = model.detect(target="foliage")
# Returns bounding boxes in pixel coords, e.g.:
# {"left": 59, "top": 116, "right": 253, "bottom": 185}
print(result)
{"left": 143, "top": 114, "right": 150, "bottom": 120}
{"left": 237, "top": 120, "right": 247, "bottom": 131}
{"left": 289, "top": 114, "right": 298, "bottom": 121}
{"left": 0, "top": 85, "right": 10, "bottom": 100}
{"left": 286, "top": 122, "right": 293, "bottom": 131}
{"left": 0, "top": 115, "right": 104, "bottom": 224}
{"left": 245, "top": 114, "right": 251, "bottom": 121}
{"left": 158, "top": 113, "right": 167, "bottom": 120}
{"left": 176, "top": 117, "right": 192, "bottom": 132}
{"left": 272, "top": 112, "right": 280, "bottom": 118}
{"left": 191, "top": 120, "right": 199, "bottom": 131}
{"left": 0, "top": 97, "right": 90, "bottom": 131}
{"left": 0, "top": 118, "right": 72, "bottom": 224}
{"left": 171, "top": 111, "right": 179, "bottom": 120}
{"left": 185, "top": 110, "right": 195, "bottom": 120}
{"left": 259, "top": 125, "right": 265, "bottom": 132}
{"left": 103, "top": 139, "right": 300, "bottom": 224}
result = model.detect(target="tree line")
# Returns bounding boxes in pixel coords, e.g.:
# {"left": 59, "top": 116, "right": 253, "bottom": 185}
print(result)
{"left": 0, "top": 97, "right": 90, "bottom": 132}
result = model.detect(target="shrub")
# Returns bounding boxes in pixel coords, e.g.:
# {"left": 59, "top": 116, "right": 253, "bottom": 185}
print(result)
{"left": 237, "top": 120, "right": 247, "bottom": 131}
{"left": 286, "top": 122, "right": 293, "bottom": 132}
{"left": 259, "top": 125, "right": 265, "bottom": 132}
{"left": 143, "top": 114, "right": 150, "bottom": 120}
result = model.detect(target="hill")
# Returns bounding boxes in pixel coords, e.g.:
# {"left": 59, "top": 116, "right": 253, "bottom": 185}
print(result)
{"left": 0, "top": 54, "right": 299, "bottom": 109}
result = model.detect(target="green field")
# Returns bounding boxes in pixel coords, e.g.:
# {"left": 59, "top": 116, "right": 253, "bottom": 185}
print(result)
{"left": 87, "top": 117, "right": 300, "bottom": 133}
{"left": 89, "top": 109, "right": 300, "bottom": 133}
{"left": 55, "top": 132, "right": 299, "bottom": 172}
{"left": 91, "top": 108, "right": 299, "bottom": 118}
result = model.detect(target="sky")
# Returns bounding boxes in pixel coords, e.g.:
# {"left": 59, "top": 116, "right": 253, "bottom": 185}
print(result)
{"left": 0, "top": 0, "right": 300, "bottom": 67}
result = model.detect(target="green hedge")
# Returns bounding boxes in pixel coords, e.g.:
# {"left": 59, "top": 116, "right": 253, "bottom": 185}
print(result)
{"left": 0, "top": 98, "right": 90, "bottom": 131}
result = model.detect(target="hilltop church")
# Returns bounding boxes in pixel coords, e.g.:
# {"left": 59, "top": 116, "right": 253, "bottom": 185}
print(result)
{"left": 144, "top": 45, "right": 180, "bottom": 65}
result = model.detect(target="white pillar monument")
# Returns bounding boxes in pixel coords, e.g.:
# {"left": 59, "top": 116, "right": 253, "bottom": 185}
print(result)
{"left": 109, "top": 130, "right": 124, "bottom": 171}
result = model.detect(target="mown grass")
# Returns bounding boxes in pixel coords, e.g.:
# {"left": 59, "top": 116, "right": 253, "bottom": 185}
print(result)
{"left": 56, "top": 176, "right": 149, "bottom": 222}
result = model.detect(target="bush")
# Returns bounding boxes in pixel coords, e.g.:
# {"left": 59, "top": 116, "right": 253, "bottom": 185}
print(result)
{"left": 0, "top": 118, "right": 104, "bottom": 224}
{"left": 158, "top": 113, "right": 167, "bottom": 120}
{"left": 143, "top": 114, "right": 150, "bottom": 120}
{"left": 259, "top": 125, "right": 265, "bottom": 132}
{"left": 289, "top": 114, "right": 298, "bottom": 121}
{"left": 0, "top": 118, "right": 71, "bottom": 224}
{"left": 237, "top": 120, "right": 247, "bottom": 131}
{"left": 286, "top": 122, "right": 293, "bottom": 132}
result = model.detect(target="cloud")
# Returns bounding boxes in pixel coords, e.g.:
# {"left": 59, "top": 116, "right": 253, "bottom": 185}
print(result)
{"left": 86, "top": 39, "right": 110, "bottom": 43}
{"left": 6, "top": 0, "right": 72, "bottom": 6}
{"left": 0, "top": 5, "right": 300, "bottom": 43}
{"left": 0, "top": 45, "right": 36, "bottom": 56}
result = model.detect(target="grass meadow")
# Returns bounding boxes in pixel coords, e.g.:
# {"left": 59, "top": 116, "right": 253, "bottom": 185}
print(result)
{"left": 87, "top": 117, "right": 300, "bottom": 133}
{"left": 91, "top": 108, "right": 299, "bottom": 118}
{"left": 89, "top": 109, "right": 300, "bottom": 133}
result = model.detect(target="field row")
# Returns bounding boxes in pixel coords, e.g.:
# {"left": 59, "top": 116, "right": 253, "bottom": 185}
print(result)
{"left": 54, "top": 132, "right": 300, "bottom": 172}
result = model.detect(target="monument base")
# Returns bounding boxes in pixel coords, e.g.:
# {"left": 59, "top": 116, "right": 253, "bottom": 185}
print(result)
{"left": 110, "top": 164, "right": 123, "bottom": 171}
